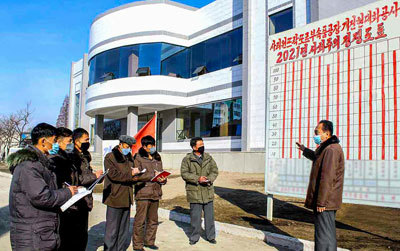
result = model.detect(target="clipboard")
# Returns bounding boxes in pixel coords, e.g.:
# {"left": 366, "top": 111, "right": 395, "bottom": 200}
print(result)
{"left": 60, "top": 169, "right": 108, "bottom": 212}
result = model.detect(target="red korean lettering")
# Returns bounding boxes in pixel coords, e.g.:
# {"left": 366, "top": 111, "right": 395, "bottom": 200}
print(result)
{"left": 353, "top": 29, "right": 363, "bottom": 44}
{"left": 342, "top": 32, "right": 352, "bottom": 48}
{"left": 364, "top": 27, "right": 374, "bottom": 43}
{"left": 375, "top": 22, "right": 388, "bottom": 40}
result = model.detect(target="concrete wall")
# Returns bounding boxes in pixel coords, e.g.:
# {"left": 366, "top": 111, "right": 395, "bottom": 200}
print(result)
{"left": 160, "top": 151, "right": 265, "bottom": 173}
{"left": 317, "top": 0, "right": 378, "bottom": 20}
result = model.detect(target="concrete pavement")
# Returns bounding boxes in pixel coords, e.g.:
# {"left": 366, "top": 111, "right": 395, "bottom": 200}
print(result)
{"left": 0, "top": 175, "right": 277, "bottom": 251}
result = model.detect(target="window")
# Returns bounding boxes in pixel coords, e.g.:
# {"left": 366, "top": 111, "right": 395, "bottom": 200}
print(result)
{"left": 269, "top": 8, "right": 293, "bottom": 35}
{"left": 89, "top": 28, "right": 243, "bottom": 85}
{"left": 74, "top": 93, "right": 80, "bottom": 129}
{"left": 103, "top": 119, "right": 122, "bottom": 140}
{"left": 176, "top": 98, "right": 242, "bottom": 139}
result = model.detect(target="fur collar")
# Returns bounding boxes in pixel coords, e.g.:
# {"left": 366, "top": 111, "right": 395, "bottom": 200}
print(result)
{"left": 7, "top": 145, "right": 47, "bottom": 174}
{"left": 137, "top": 147, "right": 161, "bottom": 161}
{"left": 316, "top": 135, "right": 340, "bottom": 155}
{"left": 112, "top": 146, "right": 133, "bottom": 163}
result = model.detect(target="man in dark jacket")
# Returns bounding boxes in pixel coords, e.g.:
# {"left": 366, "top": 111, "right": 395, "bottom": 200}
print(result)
{"left": 181, "top": 137, "right": 219, "bottom": 245}
{"left": 71, "top": 128, "right": 103, "bottom": 251}
{"left": 8, "top": 123, "right": 78, "bottom": 251}
{"left": 48, "top": 127, "right": 80, "bottom": 251}
{"left": 132, "top": 136, "right": 166, "bottom": 251}
{"left": 297, "top": 120, "right": 345, "bottom": 251}
{"left": 103, "top": 135, "right": 140, "bottom": 251}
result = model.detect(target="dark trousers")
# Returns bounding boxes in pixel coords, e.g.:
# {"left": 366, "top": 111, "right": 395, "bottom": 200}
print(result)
{"left": 59, "top": 210, "right": 89, "bottom": 251}
{"left": 189, "top": 201, "right": 216, "bottom": 242}
{"left": 314, "top": 210, "right": 337, "bottom": 251}
{"left": 132, "top": 200, "right": 159, "bottom": 249}
{"left": 104, "top": 206, "right": 131, "bottom": 251}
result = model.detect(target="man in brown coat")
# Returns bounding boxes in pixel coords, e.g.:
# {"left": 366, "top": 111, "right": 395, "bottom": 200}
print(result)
{"left": 132, "top": 135, "right": 166, "bottom": 251}
{"left": 103, "top": 135, "right": 140, "bottom": 251}
{"left": 297, "top": 120, "right": 345, "bottom": 251}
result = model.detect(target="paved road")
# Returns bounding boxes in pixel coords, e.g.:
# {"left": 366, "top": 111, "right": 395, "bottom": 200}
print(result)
{"left": 0, "top": 175, "right": 277, "bottom": 251}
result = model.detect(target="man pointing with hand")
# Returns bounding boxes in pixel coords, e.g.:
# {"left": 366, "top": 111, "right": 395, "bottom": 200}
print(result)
{"left": 297, "top": 120, "right": 345, "bottom": 251}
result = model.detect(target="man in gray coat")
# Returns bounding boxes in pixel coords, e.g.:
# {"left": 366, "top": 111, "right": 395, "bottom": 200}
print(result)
{"left": 8, "top": 123, "right": 78, "bottom": 251}
{"left": 181, "top": 137, "right": 218, "bottom": 245}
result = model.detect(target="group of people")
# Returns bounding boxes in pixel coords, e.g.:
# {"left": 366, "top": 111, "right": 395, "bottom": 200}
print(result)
{"left": 7, "top": 122, "right": 220, "bottom": 251}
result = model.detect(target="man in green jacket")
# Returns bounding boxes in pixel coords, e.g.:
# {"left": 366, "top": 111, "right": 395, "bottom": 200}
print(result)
{"left": 181, "top": 137, "right": 219, "bottom": 245}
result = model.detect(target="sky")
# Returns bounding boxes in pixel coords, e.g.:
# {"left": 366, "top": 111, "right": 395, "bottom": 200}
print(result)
{"left": 0, "top": 0, "right": 214, "bottom": 127}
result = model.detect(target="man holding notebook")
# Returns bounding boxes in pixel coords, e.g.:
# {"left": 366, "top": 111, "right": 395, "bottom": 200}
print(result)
{"left": 132, "top": 135, "right": 167, "bottom": 251}
{"left": 103, "top": 135, "right": 140, "bottom": 251}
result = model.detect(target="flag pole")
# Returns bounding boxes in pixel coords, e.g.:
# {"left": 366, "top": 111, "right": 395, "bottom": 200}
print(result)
{"left": 154, "top": 111, "right": 158, "bottom": 143}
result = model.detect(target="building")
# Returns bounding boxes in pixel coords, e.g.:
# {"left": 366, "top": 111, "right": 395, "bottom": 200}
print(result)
{"left": 69, "top": 0, "right": 377, "bottom": 172}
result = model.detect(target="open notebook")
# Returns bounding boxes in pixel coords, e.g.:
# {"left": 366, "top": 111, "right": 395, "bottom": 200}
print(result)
{"left": 60, "top": 169, "right": 109, "bottom": 212}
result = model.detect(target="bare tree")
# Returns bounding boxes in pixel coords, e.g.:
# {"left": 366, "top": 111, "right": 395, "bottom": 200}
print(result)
{"left": 0, "top": 114, "right": 18, "bottom": 155}
{"left": 11, "top": 102, "right": 34, "bottom": 146}
{"left": 0, "top": 102, "right": 34, "bottom": 156}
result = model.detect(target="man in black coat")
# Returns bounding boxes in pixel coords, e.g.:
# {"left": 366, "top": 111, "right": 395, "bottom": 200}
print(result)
{"left": 48, "top": 127, "right": 80, "bottom": 251}
{"left": 8, "top": 123, "right": 78, "bottom": 251}
{"left": 71, "top": 127, "right": 103, "bottom": 251}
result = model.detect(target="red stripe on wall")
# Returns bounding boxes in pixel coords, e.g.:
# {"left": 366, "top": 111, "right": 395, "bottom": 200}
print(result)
{"left": 327, "top": 64, "right": 330, "bottom": 119}
{"left": 299, "top": 60, "right": 304, "bottom": 159}
{"left": 282, "top": 64, "right": 288, "bottom": 158}
{"left": 369, "top": 44, "right": 373, "bottom": 160}
{"left": 359, "top": 68, "right": 362, "bottom": 160}
{"left": 307, "top": 58, "right": 312, "bottom": 148}
{"left": 318, "top": 56, "right": 322, "bottom": 123}
{"left": 337, "top": 52, "right": 340, "bottom": 136}
{"left": 394, "top": 50, "right": 398, "bottom": 160}
{"left": 290, "top": 62, "right": 295, "bottom": 159}
{"left": 347, "top": 50, "right": 351, "bottom": 160}
{"left": 381, "top": 53, "right": 386, "bottom": 160}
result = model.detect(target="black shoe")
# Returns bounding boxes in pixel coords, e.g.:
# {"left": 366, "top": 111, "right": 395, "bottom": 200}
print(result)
{"left": 189, "top": 240, "right": 198, "bottom": 245}
{"left": 144, "top": 245, "right": 159, "bottom": 250}
{"left": 208, "top": 239, "right": 217, "bottom": 244}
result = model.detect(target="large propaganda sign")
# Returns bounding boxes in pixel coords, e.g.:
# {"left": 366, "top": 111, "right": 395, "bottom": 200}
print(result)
{"left": 266, "top": 0, "right": 400, "bottom": 208}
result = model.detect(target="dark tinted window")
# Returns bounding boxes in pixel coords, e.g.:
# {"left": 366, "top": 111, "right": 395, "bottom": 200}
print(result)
{"left": 269, "top": 8, "right": 293, "bottom": 35}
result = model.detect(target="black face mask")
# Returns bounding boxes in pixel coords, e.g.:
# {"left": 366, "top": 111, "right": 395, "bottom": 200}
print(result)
{"left": 80, "top": 142, "right": 90, "bottom": 152}
{"left": 196, "top": 146, "right": 205, "bottom": 154}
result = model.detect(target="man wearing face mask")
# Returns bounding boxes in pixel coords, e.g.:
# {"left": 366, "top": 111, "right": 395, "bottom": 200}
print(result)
{"left": 7, "top": 123, "right": 78, "bottom": 251}
{"left": 181, "top": 137, "right": 218, "bottom": 245}
{"left": 71, "top": 127, "right": 104, "bottom": 251}
{"left": 132, "top": 135, "right": 166, "bottom": 251}
{"left": 48, "top": 127, "right": 81, "bottom": 251}
{"left": 103, "top": 135, "right": 140, "bottom": 251}
{"left": 296, "top": 120, "right": 344, "bottom": 251}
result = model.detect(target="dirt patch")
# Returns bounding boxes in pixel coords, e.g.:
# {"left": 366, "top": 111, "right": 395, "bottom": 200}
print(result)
{"left": 159, "top": 171, "right": 400, "bottom": 250}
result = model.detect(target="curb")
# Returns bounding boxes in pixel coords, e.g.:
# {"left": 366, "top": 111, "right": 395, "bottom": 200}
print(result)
{"left": 92, "top": 195, "right": 348, "bottom": 251}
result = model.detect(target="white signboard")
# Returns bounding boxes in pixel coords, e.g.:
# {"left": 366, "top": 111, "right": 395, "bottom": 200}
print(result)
{"left": 266, "top": 0, "right": 400, "bottom": 208}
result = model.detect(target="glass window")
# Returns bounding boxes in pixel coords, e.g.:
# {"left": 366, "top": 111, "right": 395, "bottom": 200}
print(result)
{"left": 74, "top": 93, "right": 80, "bottom": 128}
{"left": 176, "top": 98, "right": 242, "bottom": 139}
{"left": 269, "top": 8, "right": 293, "bottom": 35}
{"left": 88, "top": 28, "right": 243, "bottom": 85}
{"left": 103, "top": 119, "right": 122, "bottom": 140}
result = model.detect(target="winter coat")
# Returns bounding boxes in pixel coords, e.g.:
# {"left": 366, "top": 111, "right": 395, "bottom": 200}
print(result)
{"left": 48, "top": 149, "right": 79, "bottom": 211}
{"left": 71, "top": 149, "right": 97, "bottom": 211}
{"left": 180, "top": 152, "right": 219, "bottom": 204}
{"left": 103, "top": 146, "right": 135, "bottom": 208}
{"left": 7, "top": 145, "right": 72, "bottom": 250}
{"left": 303, "top": 135, "right": 345, "bottom": 211}
{"left": 133, "top": 148, "right": 164, "bottom": 201}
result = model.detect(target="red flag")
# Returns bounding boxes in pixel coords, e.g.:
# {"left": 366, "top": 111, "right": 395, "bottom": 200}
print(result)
{"left": 131, "top": 113, "right": 156, "bottom": 155}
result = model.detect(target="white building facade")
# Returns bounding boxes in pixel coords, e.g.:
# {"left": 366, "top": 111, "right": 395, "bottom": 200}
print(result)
{"left": 69, "top": 0, "right": 377, "bottom": 172}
